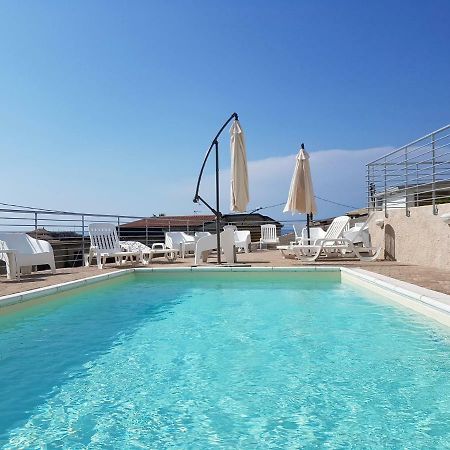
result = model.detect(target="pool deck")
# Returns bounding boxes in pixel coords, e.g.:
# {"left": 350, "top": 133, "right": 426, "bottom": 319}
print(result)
{"left": 1, "top": 249, "right": 450, "bottom": 297}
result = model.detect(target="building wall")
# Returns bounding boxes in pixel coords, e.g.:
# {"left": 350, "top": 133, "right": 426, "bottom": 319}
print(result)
{"left": 368, "top": 203, "right": 450, "bottom": 269}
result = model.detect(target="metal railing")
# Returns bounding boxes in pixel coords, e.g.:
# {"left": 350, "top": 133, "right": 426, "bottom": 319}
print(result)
{"left": 367, "top": 124, "right": 450, "bottom": 216}
{"left": 0, "top": 207, "right": 310, "bottom": 271}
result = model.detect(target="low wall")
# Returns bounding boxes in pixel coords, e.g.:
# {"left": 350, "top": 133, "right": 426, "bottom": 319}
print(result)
{"left": 369, "top": 204, "right": 450, "bottom": 269}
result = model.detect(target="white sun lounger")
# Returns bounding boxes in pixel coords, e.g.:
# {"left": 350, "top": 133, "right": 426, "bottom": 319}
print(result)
{"left": 293, "top": 215, "right": 381, "bottom": 262}
{"left": 86, "top": 223, "right": 142, "bottom": 269}
{"left": 0, "top": 232, "right": 56, "bottom": 279}
{"left": 292, "top": 215, "right": 350, "bottom": 260}
{"left": 195, "top": 228, "right": 235, "bottom": 264}
{"left": 120, "top": 241, "right": 178, "bottom": 264}
{"left": 296, "top": 225, "right": 326, "bottom": 245}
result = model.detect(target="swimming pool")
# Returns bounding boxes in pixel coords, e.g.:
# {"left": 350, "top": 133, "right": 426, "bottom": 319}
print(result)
{"left": 1, "top": 270, "right": 449, "bottom": 448}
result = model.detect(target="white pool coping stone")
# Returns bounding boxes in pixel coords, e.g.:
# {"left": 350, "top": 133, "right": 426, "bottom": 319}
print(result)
{"left": 0, "top": 266, "right": 449, "bottom": 326}
{"left": 0, "top": 269, "right": 134, "bottom": 308}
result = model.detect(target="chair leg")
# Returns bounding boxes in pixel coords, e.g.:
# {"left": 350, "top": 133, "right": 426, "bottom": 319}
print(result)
{"left": 85, "top": 249, "right": 94, "bottom": 267}
{"left": 97, "top": 251, "right": 103, "bottom": 269}
{"left": 5, "top": 256, "right": 12, "bottom": 280}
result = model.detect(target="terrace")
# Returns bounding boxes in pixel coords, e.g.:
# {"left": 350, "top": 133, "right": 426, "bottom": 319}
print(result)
{"left": 1, "top": 248, "right": 450, "bottom": 299}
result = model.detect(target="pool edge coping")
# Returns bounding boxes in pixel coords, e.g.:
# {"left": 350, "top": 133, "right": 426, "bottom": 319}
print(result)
{"left": 0, "top": 266, "right": 449, "bottom": 326}
{"left": 0, "top": 269, "right": 134, "bottom": 307}
{"left": 340, "top": 267, "right": 450, "bottom": 326}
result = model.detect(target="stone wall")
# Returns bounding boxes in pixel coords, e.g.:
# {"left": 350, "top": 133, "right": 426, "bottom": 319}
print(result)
{"left": 368, "top": 203, "right": 450, "bottom": 269}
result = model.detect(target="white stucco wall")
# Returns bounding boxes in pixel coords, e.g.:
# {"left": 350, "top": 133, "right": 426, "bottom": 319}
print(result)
{"left": 368, "top": 203, "right": 450, "bottom": 269}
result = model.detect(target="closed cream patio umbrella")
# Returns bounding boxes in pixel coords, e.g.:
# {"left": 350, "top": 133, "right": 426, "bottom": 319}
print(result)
{"left": 193, "top": 112, "right": 248, "bottom": 264}
{"left": 230, "top": 119, "right": 249, "bottom": 212}
{"left": 283, "top": 143, "right": 317, "bottom": 238}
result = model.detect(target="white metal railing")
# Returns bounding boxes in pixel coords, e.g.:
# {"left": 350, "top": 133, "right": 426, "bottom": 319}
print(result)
{"left": 367, "top": 124, "right": 450, "bottom": 216}
{"left": 0, "top": 207, "right": 307, "bottom": 271}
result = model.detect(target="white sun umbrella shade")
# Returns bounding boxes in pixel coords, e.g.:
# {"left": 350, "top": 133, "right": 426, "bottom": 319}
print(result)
{"left": 230, "top": 120, "right": 250, "bottom": 212}
{"left": 283, "top": 148, "right": 317, "bottom": 215}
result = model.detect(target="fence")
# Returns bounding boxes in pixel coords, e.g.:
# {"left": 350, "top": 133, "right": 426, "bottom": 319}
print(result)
{"left": 0, "top": 208, "right": 308, "bottom": 270}
{"left": 367, "top": 124, "right": 450, "bottom": 217}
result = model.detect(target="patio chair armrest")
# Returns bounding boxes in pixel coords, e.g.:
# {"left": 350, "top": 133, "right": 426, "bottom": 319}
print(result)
{"left": 152, "top": 242, "right": 165, "bottom": 250}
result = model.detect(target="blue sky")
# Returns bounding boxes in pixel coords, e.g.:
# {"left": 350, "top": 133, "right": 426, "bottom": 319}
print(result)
{"left": 0, "top": 0, "right": 449, "bottom": 220}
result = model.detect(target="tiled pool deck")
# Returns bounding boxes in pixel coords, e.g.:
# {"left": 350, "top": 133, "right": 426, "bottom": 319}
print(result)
{"left": 1, "top": 249, "right": 449, "bottom": 297}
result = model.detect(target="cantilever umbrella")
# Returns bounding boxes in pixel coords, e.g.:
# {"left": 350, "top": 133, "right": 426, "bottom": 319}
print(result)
{"left": 230, "top": 119, "right": 249, "bottom": 212}
{"left": 283, "top": 144, "right": 317, "bottom": 238}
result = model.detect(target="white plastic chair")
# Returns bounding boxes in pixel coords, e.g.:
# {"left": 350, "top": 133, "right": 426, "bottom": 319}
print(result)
{"left": 194, "top": 231, "right": 211, "bottom": 242}
{"left": 299, "top": 226, "right": 327, "bottom": 245}
{"left": 292, "top": 223, "right": 326, "bottom": 245}
{"left": 234, "top": 230, "right": 251, "bottom": 253}
{"left": 0, "top": 232, "right": 56, "bottom": 279}
{"left": 195, "top": 228, "right": 235, "bottom": 264}
{"left": 223, "top": 224, "right": 237, "bottom": 231}
{"left": 293, "top": 223, "right": 303, "bottom": 243}
{"left": 86, "top": 223, "right": 142, "bottom": 269}
{"left": 165, "top": 232, "right": 196, "bottom": 258}
{"left": 259, "top": 224, "right": 279, "bottom": 249}
{"left": 343, "top": 222, "right": 370, "bottom": 247}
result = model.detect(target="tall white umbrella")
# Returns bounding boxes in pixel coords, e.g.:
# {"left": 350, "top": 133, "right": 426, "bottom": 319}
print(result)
{"left": 284, "top": 144, "right": 317, "bottom": 236}
{"left": 230, "top": 119, "right": 249, "bottom": 212}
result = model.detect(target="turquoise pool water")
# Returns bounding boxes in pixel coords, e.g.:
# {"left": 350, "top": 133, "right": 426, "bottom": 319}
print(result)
{"left": 0, "top": 271, "right": 449, "bottom": 449}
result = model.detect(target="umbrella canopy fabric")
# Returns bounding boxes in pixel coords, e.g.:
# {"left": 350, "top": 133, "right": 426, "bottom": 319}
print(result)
{"left": 283, "top": 148, "right": 317, "bottom": 215}
{"left": 230, "top": 120, "right": 249, "bottom": 212}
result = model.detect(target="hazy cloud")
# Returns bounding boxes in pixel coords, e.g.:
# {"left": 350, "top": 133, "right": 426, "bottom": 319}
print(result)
{"left": 180, "top": 146, "right": 393, "bottom": 220}
{"left": 4, "top": 146, "right": 392, "bottom": 221}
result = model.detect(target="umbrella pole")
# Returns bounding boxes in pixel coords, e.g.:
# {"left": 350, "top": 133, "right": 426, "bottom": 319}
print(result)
{"left": 193, "top": 112, "right": 239, "bottom": 266}
{"left": 215, "top": 140, "right": 222, "bottom": 264}
{"left": 306, "top": 213, "right": 311, "bottom": 241}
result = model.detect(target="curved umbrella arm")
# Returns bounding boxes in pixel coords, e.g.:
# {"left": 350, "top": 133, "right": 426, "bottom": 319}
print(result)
{"left": 193, "top": 112, "right": 238, "bottom": 207}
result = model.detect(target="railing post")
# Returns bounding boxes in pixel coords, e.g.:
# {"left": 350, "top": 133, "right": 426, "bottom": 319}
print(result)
{"left": 384, "top": 157, "right": 388, "bottom": 218}
{"left": 34, "top": 212, "right": 38, "bottom": 237}
{"left": 405, "top": 146, "right": 410, "bottom": 217}
{"left": 117, "top": 217, "right": 120, "bottom": 240}
{"left": 145, "top": 218, "right": 148, "bottom": 246}
{"left": 431, "top": 133, "right": 437, "bottom": 215}
{"left": 81, "top": 214, "right": 85, "bottom": 265}
{"left": 415, "top": 163, "right": 419, "bottom": 207}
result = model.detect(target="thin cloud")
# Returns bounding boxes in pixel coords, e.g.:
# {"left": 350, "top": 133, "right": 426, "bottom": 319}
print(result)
{"left": 191, "top": 146, "right": 393, "bottom": 220}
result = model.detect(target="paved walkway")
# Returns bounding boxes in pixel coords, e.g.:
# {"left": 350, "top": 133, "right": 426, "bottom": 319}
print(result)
{"left": 1, "top": 250, "right": 449, "bottom": 297}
